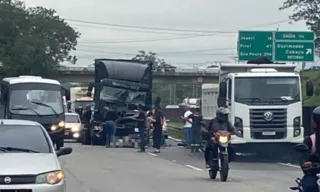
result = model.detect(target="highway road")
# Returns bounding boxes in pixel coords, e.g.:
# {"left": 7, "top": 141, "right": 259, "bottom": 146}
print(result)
{"left": 62, "top": 141, "right": 302, "bottom": 192}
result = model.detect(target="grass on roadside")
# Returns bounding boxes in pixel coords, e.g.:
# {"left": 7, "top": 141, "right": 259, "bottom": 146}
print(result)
{"left": 167, "top": 121, "right": 185, "bottom": 140}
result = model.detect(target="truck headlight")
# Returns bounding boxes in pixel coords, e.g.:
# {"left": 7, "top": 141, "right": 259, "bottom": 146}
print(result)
{"left": 58, "top": 121, "right": 65, "bottom": 127}
{"left": 35, "top": 170, "right": 65, "bottom": 185}
{"left": 294, "top": 117, "right": 300, "bottom": 126}
{"left": 51, "top": 125, "right": 57, "bottom": 131}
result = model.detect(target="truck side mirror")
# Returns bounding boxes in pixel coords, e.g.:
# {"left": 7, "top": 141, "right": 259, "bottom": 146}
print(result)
{"left": 219, "top": 81, "right": 227, "bottom": 97}
{"left": 306, "top": 80, "right": 314, "bottom": 96}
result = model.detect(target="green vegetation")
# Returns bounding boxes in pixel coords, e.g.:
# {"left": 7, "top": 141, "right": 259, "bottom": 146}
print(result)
{"left": 167, "top": 121, "right": 184, "bottom": 139}
{"left": 0, "top": 0, "right": 80, "bottom": 77}
{"left": 301, "top": 71, "right": 320, "bottom": 106}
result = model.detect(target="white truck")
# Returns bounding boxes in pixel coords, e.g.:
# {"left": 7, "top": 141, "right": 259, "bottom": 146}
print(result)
{"left": 201, "top": 84, "right": 219, "bottom": 120}
{"left": 202, "top": 64, "right": 310, "bottom": 155}
{"left": 69, "top": 87, "right": 94, "bottom": 112}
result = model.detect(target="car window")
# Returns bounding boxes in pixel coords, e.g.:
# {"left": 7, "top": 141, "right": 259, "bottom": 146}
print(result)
{"left": 0, "top": 125, "right": 51, "bottom": 153}
{"left": 66, "top": 115, "right": 80, "bottom": 123}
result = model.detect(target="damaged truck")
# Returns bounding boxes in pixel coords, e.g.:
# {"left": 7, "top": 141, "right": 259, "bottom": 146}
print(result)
{"left": 81, "top": 59, "right": 155, "bottom": 146}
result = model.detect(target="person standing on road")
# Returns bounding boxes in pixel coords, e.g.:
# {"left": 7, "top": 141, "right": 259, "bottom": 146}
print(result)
{"left": 299, "top": 106, "right": 320, "bottom": 192}
{"left": 133, "top": 104, "right": 146, "bottom": 152}
{"left": 104, "top": 107, "right": 117, "bottom": 148}
{"left": 188, "top": 107, "right": 203, "bottom": 152}
{"left": 148, "top": 108, "right": 164, "bottom": 153}
{"left": 183, "top": 106, "right": 193, "bottom": 148}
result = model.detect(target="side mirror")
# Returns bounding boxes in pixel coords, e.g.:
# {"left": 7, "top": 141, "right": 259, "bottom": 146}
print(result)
{"left": 56, "top": 147, "right": 72, "bottom": 157}
{"left": 306, "top": 80, "right": 314, "bottom": 96}
{"left": 234, "top": 122, "right": 240, "bottom": 127}
{"left": 293, "top": 143, "right": 309, "bottom": 153}
{"left": 219, "top": 82, "right": 227, "bottom": 97}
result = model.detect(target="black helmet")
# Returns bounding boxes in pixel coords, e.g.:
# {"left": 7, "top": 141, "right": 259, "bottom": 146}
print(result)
{"left": 312, "top": 106, "right": 320, "bottom": 126}
{"left": 216, "top": 107, "right": 230, "bottom": 122}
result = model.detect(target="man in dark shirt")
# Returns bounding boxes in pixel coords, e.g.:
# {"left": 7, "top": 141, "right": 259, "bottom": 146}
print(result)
{"left": 204, "top": 107, "right": 235, "bottom": 168}
{"left": 133, "top": 104, "right": 146, "bottom": 152}
{"left": 298, "top": 106, "right": 320, "bottom": 192}
{"left": 188, "top": 108, "right": 203, "bottom": 152}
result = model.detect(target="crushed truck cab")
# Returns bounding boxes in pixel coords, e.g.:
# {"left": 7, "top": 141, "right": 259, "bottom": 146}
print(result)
{"left": 82, "top": 59, "right": 153, "bottom": 147}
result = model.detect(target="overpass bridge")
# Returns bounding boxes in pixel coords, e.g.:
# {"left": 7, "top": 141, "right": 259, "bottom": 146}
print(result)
{"left": 56, "top": 66, "right": 220, "bottom": 84}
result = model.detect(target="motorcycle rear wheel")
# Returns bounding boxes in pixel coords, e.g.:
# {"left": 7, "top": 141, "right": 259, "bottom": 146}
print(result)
{"left": 219, "top": 154, "right": 229, "bottom": 182}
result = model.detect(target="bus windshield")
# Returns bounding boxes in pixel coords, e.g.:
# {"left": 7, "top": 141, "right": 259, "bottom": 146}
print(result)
{"left": 9, "top": 83, "right": 63, "bottom": 116}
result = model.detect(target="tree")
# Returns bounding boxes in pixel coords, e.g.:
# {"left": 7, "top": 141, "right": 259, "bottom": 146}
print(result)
{"left": 0, "top": 0, "right": 80, "bottom": 77}
{"left": 279, "top": 0, "right": 320, "bottom": 50}
{"left": 132, "top": 50, "right": 167, "bottom": 70}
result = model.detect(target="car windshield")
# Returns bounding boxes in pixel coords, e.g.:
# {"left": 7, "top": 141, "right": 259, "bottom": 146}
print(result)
{"left": 0, "top": 125, "right": 51, "bottom": 153}
{"left": 235, "top": 77, "right": 300, "bottom": 105}
{"left": 66, "top": 114, "right": 80, "bottom": 123}
{"left": 100, "top": 86, "right": 146, "bottom": 105}
{"left": 9, "top": 83, "right": 63, "bottom": 115}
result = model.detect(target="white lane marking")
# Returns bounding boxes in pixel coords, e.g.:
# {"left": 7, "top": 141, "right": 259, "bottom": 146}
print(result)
{"left": 277, "top": 162, "right": 300, "bottom": 169}
{"left": 168, "top": 136, "right": 182, "bottom": 142}
{"left": 147, "top": 152, "right": 158, "bottom": 157}
{"left": 185, "top": 164, "right": 203, "bottom": 171}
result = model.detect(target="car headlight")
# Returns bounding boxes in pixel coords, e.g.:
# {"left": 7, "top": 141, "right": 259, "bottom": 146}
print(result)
{"left": 51, "top": 125, "right": 57, "bottom": 131}
{"left": 35, "top": 170, "right": 65, "bottom": 185}
{"left": 71, "top": 126, "right": 80, "bottom": 132}
{"left": 58, "top": 121, "right": 65, "bottom": 127}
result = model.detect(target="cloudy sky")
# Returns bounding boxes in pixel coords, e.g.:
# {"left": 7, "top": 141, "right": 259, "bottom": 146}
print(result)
{"left": 24, "top": 0, "right": 311, "bottom": 68}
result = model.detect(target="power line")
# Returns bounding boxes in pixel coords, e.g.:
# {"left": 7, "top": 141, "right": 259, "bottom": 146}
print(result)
{"left": 70, "top": 23, "right": 231, "bottom": 36}
{"left": 74, "top": 48, "right": 235, "bottom": 56}
{"left": 66, "top": 18, "right": 290, "bottom": 33}
{"left": 78, "top": 34, "right": 221, "bottom": 44}
{"left": 76, "top": 44, "right": 236, "bottom": 54}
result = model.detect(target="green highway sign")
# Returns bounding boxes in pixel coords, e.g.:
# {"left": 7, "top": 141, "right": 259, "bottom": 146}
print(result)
{"left": 238, "top": 31, "right": 315, "bottom": 62}
{"left": 275, "top": 42, "right": 314, "bottom": 61}
{"left": 238, "top": 31, "right": 273, "bottom": 60}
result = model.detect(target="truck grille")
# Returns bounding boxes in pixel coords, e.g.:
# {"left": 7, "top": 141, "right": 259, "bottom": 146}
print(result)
{"left": 0, "top": 175, "right": 36, "bottom": 185}
{"left": 250, "top": 108, "right": 287, "bottom": 129}
{"left": 250, "top": 108, "right": 287, "bottom": 139}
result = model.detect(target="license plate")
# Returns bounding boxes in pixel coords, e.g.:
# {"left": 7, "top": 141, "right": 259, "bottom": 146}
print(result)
{"left": 65, "top": 132, "right": 69, "bottom": 136}
{"left": 262, "top": 131, "right": 276, "bottom": 136}
{"left": 134, "top": 128, "right": 139, "bottom": 132}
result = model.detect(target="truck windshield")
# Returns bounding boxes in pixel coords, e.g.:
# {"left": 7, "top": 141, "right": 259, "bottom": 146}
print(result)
{"left": 9, "top": 83, "right": 63, "bottom": 115}
{"left": 234, "top": 77, "right": 300, "bottom": 104}
{"left": 100, "top": 86, "right": 146, "bottom": 105}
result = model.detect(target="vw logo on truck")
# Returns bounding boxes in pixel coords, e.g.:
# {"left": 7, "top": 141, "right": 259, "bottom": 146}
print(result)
{"left": 263, "top": 111, "right": 274, "bottom": 121}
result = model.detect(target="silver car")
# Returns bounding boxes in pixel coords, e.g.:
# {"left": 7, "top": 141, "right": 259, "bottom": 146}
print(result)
{"left": 0, "top": 119, "right": 72, "bottom": 192}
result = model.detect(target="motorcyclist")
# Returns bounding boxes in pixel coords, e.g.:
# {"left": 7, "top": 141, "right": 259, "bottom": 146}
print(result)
{"left": 299, "top": 106, "right": 320, "bottom": 192}
{"left": 204, "top": 107, "right": 235, "bottom": 168}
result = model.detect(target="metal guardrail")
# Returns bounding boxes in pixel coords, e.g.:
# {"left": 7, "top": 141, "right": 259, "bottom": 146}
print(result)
{"left": 58, "top": 66, "right": 219, "bottom": 74}
{"left": 168, "top": 124, "right": 183, "bottom": 131}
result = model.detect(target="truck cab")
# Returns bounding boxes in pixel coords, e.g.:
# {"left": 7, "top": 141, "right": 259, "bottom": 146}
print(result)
{"left": 0, "top": 76, "right": 66, "bottom": 149}
{"left": 83, "top": 59, "right": 153, "bottom": 146}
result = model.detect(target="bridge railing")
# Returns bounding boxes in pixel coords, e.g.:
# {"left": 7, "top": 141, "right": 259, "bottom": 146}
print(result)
{"left": 58, "top": 66, "right": 219, "bottom": 74}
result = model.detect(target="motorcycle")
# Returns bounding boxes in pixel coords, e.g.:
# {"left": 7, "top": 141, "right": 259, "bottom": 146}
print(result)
{"left": 208, "top": 130, "right": 231, "bottom": 182}
{"left": 290, "top": 143, "right": 320, "bottom": 191}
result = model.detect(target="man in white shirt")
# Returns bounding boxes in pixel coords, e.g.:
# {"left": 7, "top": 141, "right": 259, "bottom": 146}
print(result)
{"left": 183, "top": 106, "right": 193, "bottom": 147}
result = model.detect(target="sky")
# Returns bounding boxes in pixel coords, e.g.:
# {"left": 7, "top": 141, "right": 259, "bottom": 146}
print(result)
{"left": 24, "top": 0, "right": 312, "bottom": 68}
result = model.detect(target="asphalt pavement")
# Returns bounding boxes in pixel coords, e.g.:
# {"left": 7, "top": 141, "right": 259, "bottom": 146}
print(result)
{"left": 61, "top": 139, "right": 303, "bottom": 192}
